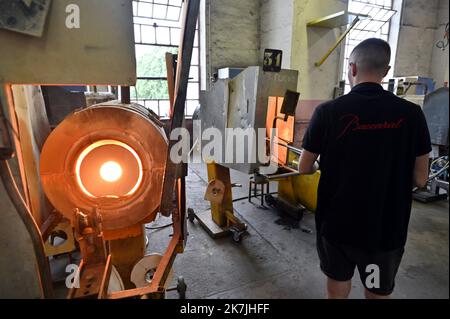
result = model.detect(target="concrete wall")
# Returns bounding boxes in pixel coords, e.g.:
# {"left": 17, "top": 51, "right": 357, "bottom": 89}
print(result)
{"left": 394, "top": 0, "right": 440, "bottom": 78}
{"left": 291, "top": 0, "right": 347, "bottom": 109}
{"left": 289, "top": 0, "right": 348, "bottom": 146}
{"left": 430, "top": 0, "right": 449, "bottom": 87}
{"left": 206, "top": 0, "right": 261, "bottom": 77}
{"left": 291, "top": 0, "right": 347, "bottom": 101}
{"left": 260, "top": 0, "right": 294, "bottom": 69}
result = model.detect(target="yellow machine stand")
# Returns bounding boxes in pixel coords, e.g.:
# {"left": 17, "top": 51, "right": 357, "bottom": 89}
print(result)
{"left": 189, "top": 162, "right": 248, "bottom": 243}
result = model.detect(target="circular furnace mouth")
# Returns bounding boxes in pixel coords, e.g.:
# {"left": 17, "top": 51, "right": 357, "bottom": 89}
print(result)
{"left": 75, "top": 140, "right": 143, "bottom": 199}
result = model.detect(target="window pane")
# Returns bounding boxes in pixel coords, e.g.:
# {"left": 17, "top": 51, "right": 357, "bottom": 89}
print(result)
{"left": 186, "top": 100, "right": 199, "bottom": 117}
{"left": 154, "top": 4, "right": 167, "bottom": 19}
{"left": 189, "top": 66, "right": 199, "bottom": 82}
{"left": 132, "top": 0, "right": 200, "bottom": 118}
{"left": 134, "top": 80, "right": 169, "bottom": 100}
{"left": 342, "top": 0, "right": 397, "bottom": 87}
{"left": 169, "top": 0, "right": 182, "bottom": 6}
{"left": 135, "top": 45, "right": 178, "bottom": 77}
{"left": 141, "top": 25, "right": 156, "bottom": 44}
{"left": 167, "top": 6, "right": 181, "bottom": 21}
{"left": 187, "top": 83, "right": 199, "bottom": 100}
{"left": 134, "top": 24, "right": 141, "bottom": 43}
{"left": 159, "top": 101, "right": 171, "bottom": 118}
{"left": 138, "top": 2, "right": 153, "bottom": 18}
{"left": 146, "top": 100, "right": 159, "bottom": 114}
{"left": 170, "top": 28, "right": 181, "bottom": 45}
{"left": 191, "top": 48, "right": 199, "bottom": 65}
{"left": 132, "top": 1, "right": 138, "bottom": 16}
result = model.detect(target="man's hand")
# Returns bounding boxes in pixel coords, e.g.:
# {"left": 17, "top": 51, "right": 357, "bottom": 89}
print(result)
{"left": 299, "top": 149, "right": 319, "bottom": 175}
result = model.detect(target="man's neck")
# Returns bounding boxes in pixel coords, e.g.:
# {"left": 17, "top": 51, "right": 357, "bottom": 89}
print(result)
{"left": 353, "top": 77, "right": 383, "bottom": 86}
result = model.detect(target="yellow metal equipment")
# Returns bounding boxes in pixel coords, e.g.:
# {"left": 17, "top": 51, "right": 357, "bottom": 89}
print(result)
{"left": 189, "top": 162, "right": 248, "bottom": 243}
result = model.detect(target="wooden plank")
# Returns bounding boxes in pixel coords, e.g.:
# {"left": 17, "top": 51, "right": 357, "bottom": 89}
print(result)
{"left": 160, "top": 0, "right": 200, "bottom": 216}
{"left": 165, "top": 53, "right": 176, "bottom": 113}
{"left": 11, "top": 85, "right": 52, "bottom": 227}
{"left": 3, "top": 85, "right": 31, "bottom": 209}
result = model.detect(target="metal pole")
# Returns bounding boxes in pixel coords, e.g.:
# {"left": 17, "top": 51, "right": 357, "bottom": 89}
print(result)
{"left": 314, "top": 16, "right": 360, "bottom": 67}
{"left": 120, "top": 86, "right": 131, "bottom": 104}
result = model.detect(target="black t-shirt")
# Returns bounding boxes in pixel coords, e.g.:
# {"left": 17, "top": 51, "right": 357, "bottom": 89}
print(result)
{"left": 302, "top": 82, "right": 432, "bottom": 252}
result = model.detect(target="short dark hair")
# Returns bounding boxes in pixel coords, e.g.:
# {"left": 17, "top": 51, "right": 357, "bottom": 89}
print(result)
{"left": 350, "top": 38, "right": 391, "bottom": 75}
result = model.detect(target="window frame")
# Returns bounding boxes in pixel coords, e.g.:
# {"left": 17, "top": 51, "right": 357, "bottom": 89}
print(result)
{"left": 131, "top": 0, "right": 201, "bottom": 119}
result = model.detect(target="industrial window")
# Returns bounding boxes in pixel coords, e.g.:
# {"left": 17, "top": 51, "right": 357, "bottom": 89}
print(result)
{"left": 341, "top": 0, "right": 397, "bottom": 93}
{"left": 131, "top": 0, "right": 200, "bottom": 118}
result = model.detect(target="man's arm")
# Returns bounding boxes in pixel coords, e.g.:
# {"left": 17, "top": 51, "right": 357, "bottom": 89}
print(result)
{"left": 414, "top": 154, "right": 430, "bottom": 188}
{"left": 412, "top": 105, "right": 431, "bottom": 189}
{"left": 299, "top": 150, "right": 319, "bottom": 175}
{"left": 300, "top": 104, "right": 327, "bottom": 174}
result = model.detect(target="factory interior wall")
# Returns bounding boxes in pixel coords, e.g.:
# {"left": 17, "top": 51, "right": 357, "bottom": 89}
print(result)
{"left": 203, "top": 0, "right": 348, "bottom": 145}
{"left": 290, "top": 0, "right": 348, "bottom": 146}
{"left": 394, "top": 0, "right": 448, "bottom": 86}
{"left": 260, "top": 0, "right": 295, "bottom": 69}
{"left": 430, "top": 0, "right": 449, "bottom": 88}
{"left": 205, "top": 0, "right": 261, "bottom": 78}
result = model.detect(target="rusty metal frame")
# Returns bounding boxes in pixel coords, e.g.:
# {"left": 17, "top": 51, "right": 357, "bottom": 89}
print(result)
{"left": 107, "top": 231, "right": 183, "bottom": 299}
{"left": 160, "top": 0, "right": 200, "bottom": 217}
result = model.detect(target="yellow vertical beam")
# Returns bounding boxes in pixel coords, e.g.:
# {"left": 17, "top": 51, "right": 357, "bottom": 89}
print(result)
{"left": 207, "top": 163, "right": 233, "bottom": 227}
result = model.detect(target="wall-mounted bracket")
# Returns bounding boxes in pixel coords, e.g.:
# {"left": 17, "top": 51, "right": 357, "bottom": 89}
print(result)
{"left": 307, "top": 11, "right": 369, "bottom": 67}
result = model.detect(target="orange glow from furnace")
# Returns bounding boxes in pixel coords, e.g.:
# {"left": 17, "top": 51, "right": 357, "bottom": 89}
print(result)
{"left": 75, "top": 140, "right": 143, "bottom": 198}
{"left": 99, "top": 161, "right": 123, "bottom": 182}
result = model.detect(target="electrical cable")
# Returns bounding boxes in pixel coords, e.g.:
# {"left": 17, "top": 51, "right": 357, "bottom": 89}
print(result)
{"left": 145, "top": 223, "right": 174, "bottom": 230}
{"left": 232, "top": 191, "right": 279, "bottom": 203}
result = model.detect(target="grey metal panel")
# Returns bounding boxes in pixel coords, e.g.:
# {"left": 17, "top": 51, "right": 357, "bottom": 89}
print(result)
{"left": 201, "top": 79, "right": 229, "bottom": 134}
{"left": 201, "top": 67, "right": 298, "bottom": 174}
{"left": 224, "top": 67, "right": 259, "bottom": 173}
{"left": 218, "top": 67, "right": 244, "bottom": 80}
{"left": 0, "top": 0, "right": 136, "bottom": 85}
{"left": 423, "top": 87, "right": 449, "bottom": 146}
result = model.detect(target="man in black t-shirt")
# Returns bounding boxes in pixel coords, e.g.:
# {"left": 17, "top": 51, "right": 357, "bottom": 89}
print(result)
{"left": 299, "top": 38, "right": 431, "bottom": 299}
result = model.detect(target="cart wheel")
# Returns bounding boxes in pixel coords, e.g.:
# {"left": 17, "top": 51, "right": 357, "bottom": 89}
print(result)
{"left": 265, "top": 194, "right": 276, "bottom": 207}
{"left": 177, "top": 276, "right": 187, "bottom": 299}
{"left": 187, "top": 208, "right": 195, "bottom": 223}
{"left": 230, "top": 228, "right": 243, "bottom": 243}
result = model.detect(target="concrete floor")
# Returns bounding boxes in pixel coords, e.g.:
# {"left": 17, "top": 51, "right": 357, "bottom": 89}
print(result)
{"left": 50, "top": 163, "right": 449, "bottom": 299}
{"left": 149, "top": 164, "right": 449, "bottom": 299}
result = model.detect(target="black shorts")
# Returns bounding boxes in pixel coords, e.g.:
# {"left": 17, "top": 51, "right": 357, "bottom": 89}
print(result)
{"left": 317, "top": 234, "right": 404, "bottom": 296}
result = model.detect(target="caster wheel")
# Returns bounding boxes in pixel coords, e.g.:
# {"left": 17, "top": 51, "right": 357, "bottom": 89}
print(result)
{"left": 265, "top": 194, "right": 276, "bottom": 207}
{"left": 177, "top": 276, "right": 187, "bottom": 299}
{"left": 230, "top": 228, "right": 244, "bottom": 243}
{"left": 187, "top": 208, "right": 195, "bottom": 223}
